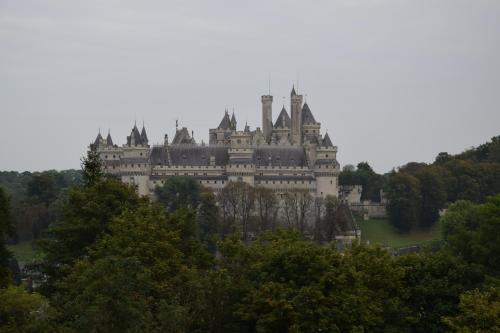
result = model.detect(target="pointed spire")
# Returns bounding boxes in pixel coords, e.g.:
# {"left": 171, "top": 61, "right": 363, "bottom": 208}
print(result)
{"left": 274, "top": 107, "right": 291, "bottom": 129}
{"left": 140, "top": 124, "right": 148, "bottom": 144}
{"left": 94, "top": 130, "right": 103, "bottom": 146}
{"left": 230, "top": 112, "right": 237, "bottom": 130}
{"left": 218, "top": 110, "right": 231, "bottom": 130}
{"left": 301, "top": 102, "right": 317, "bottom": 124}
{"left": 106, "top": 129, "right": 114, "bottom": 147}
{"left": 291, "top": 85, "right": 297, "bottom": 96}
{"left": 322, "top": 132, "right": 333, "bottom": 147}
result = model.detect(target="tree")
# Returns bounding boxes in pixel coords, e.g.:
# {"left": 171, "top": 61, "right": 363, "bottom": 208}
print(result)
{"left": 339, "top": 162, "right": 386, "bottom": 202}
{"left": 219, "top": 233, "right": 411, "bottom": 332}
{"left": 219, "top": 182, "right": 255, "bottom": 243}
{"left": 39, "top": 178, "right": 143, "bottom": 293}
{"left": 323, "top": 195, "right": 341, "bottom": 241}
{"left": 155, "top": 176, "right": 201, "bottom": 211}
{"left": 254, "top": 187, "right": 279, "bottom": 232}
{"left": 443, "top": 288, "right": 500, "bottom": 332}
{"left": 53, "top": 206, "right": 204, "bottom": 332}
{"left": 0, "top": 187, "right": 14, "bottom": 287}
{"left": 0, "top": 286, "right": 54, "bottom": 332}
{"left": 313, "top": 197, "right": 324, "bottom": 241}
{"left": 441, "top": 194, "right": 500, "bottom": 277}
{"left": 196, "top": 190, "right": 219, "bottom": 253}
{"left": 81, "top": 150, "right": 103, "bottom": 186}
{"left": 398, "top": 251, "right": 483, "bottom": 332}
{"left": 282, "top": 189, "right": 312, "bottom": 235}
{"left": 414, "top": 167, "right": 447, "bottom": 228}
{"left": 386, "top": 172, "right": 421, "bottom": 232}
{"left": 27, "top": 173, "right": 57, "bottom": 204}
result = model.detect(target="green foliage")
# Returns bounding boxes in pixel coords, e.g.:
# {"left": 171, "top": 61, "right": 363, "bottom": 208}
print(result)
{"left": 196, "top": 190, "right": 219, "bottom": 253}
{"left": 386, "top": 172, "right": 421, "bottom": 232}
{"left": 39, "top": 178, "right": 144, "bottom": 293}
{"left": 386, "top": 135, "right": 500, "bottom": 232}
{"left": 339, "top": 162, "right": 386, "bottom": 202}
{"left": 81, "top": 150, "right": 103, "bottom": 186}
{"left": 53, "top": 206, "right": 203, "bottom": 332}
{"left": 441, "top": 194, "right": 500, "bottom": 277}
{"left": 27, "top": 173, "right": 57, "bottom": 204}
{"left": 0, "top": 170, "right": 81, "bottom": 243}
{"left": 413, "top": 167, "right": 447, "bottom": 227}
{"left": 213, "top": 234, "right": 411, "bottom": 332}
{"left": 443, "top": 288, "right": 500, "bottom": 332}
{"left": 0, "top": 187, "right": 14, "bottom": 287}
{"left": 155, "top": 176, "right": 201, "bottom": 211}
{"left": 398, "top": 251, "right": 484, "bottom": 332}
{"left": 0, "top": 286, "right": 54, "bottom": 333}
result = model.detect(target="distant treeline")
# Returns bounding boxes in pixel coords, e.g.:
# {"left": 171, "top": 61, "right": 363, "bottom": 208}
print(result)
{"left": 340, "top": 135, "right": 500, "bottom": 231}
{"left": 0, "top": 170, "right": 81, "bottom": 243}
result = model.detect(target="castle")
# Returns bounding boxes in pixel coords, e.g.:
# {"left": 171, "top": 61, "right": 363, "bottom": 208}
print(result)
{"left": 91, "top": 86, "right": 340, "bottom": 198}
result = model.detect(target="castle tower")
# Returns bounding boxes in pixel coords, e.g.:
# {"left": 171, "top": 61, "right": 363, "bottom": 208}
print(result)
{"left": 261, "top": 95, "right": 273, "bottom": 143}
{"left": 290, "top": 85, "right": 303, "bottom": 145}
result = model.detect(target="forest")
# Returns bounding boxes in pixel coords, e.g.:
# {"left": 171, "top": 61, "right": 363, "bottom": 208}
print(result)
{"left": 0, "top": 137, "right": 499, "bottom": 332}
{"left": 340, "top": 135, "right": 500, "bottom": 232}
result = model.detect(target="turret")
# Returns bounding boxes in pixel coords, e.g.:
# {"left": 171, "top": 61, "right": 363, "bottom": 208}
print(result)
{"left": 106, "top": 130, "right": 114, "bottom": 147}
{"left": 290, "top": 85, "right": 303, "bottom": 145}
{"left": 261, "top": 95, "right": 273, "bottom": 143}
{"left": 230, "top": 112, "right": 237, "bottom": 130}
{"left": 140, "top": 124, "right": 148, "bottom": 145}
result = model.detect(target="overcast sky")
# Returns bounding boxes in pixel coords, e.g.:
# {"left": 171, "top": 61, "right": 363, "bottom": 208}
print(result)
{"left": 1, "top": 0, "right": 499, "bottom": 173}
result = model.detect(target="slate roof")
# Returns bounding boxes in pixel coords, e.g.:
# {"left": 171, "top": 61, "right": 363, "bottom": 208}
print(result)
{"left": 218, "top": 111, "right": 231, "bottom": 130}
{"left": 322, "top": 133, "right": 333, "bottom": 147}
{"left": 253, "top": 146, "right": 307, "bottom": 167}
{"left": 127, "top": 125, "right": 143, "bottom": 146}
{"left": 106, "top": 132, "right": 114, "bottom": 146}
{"left": 172, "top": 127, "right": 195, "bottom": 145}
{"left": 150, "top": 146, "right": 229, "bottom": 166}
{"left": 94, "top": 132, "right": 103, "bottom": 146}
{"left": 301, "top": 103, "right": 317, "bottom": 125}
{"left": 150, "top": 146, "right": 169, "bottom": 165}
{"left": 274, "top": 107, "right": 291, "bottom": 129}
{"left": 140, "top": 126, "right": 148, "bottom": 144}
{"left": 230, "top": 113, "right": 237, "bottom": 130}
{"left": 149, "top": 145, "right": 307, "bottom": 167}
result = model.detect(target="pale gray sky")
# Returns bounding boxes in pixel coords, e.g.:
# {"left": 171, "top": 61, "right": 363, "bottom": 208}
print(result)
{"left": 1, "top": 0, "right": 499, "bottom": 173}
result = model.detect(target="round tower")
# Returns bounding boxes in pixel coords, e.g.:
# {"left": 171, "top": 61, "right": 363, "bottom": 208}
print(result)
{"left": 261, "top": 95, "right": 273, "bottom": 143}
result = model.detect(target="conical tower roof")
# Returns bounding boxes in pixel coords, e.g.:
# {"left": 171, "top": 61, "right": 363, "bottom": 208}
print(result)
{"left": 106, "top": 130, "right": 114, "bottom": 146}
{"left": 140, "top": 125, "right": 148, "bottom": 144}
{"left": 322, "top": 133, "right": 333, "bottom": 147}
{"left": 94, "top": 132, "right": 103, "bottom": 146}
{"left": 218, "top": 111, "right": 231, "bottom": 130}
{"left": 301, "top": 103, "right": 317, "bottom": 125}
{"left": 274, "top": 107, "right": 291, "bottom": 129}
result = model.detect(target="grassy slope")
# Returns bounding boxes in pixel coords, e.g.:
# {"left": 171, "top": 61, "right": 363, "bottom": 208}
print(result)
{"left": 7, "top": 241, "right": 41, "bottom": 266}
{"left": 359, "top": 218, "right": 442, "bottom": 248}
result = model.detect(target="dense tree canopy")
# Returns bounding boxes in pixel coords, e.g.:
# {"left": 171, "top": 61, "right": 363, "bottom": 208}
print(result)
{"left": 386, "top": 172, "right": 421, "bottom": 232}
{"left": 155, "top": 176, "right": 201, "bottom": 211}
{"left": 385, "top": 136, "right": 500, "bottom": 231}
{"left": 339, "top": 162, "right": 386, "bottom": 202}
{"left": 441, "top": 194, "right": 500, "bottom": 277}
{"left": 0, "top": 187, "right": 14, "bottom": 288}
